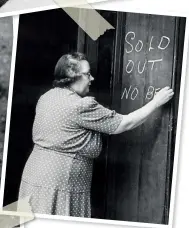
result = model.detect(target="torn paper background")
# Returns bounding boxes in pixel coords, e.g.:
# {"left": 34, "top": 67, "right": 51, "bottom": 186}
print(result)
{"left": 0, "top": 1, "right": 189, "bottom": 228}
{"left": 0, "top": 0, "right": 109, "bottom": 14}
{"left": 0, "top": 0, "right": 113, "bottom": 40}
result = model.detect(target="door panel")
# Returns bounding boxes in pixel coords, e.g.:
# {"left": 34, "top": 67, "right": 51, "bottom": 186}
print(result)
{"left": 106, "top": 13, "right": 184, "bottom": 224}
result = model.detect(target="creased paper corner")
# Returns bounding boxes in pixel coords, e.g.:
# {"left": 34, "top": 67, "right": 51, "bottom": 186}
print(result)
{"left": 53, "top": 0, "right": 114, "bottom": 40}
{"left": 0, "top": 196, "right": 34, "bottom": 228}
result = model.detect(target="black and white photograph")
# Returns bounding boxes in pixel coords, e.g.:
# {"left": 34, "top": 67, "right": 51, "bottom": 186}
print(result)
{"left": 0, "top": 16, "right": 12, "bottom": 178}
{"left": 0, "top": 6, "right": 188, "bottom": 227}
{"left": 0, "top": 0, "right": 8, "bottom": 8}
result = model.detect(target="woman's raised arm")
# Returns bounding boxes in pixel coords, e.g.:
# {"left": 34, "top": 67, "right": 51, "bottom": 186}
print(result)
{"left": 112, "top": 86, "right": 174, "bottom": 134}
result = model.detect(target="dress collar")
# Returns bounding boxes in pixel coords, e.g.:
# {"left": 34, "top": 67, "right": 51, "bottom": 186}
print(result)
{"left": 64, "top": 86, "right": 81, "bottom": 97}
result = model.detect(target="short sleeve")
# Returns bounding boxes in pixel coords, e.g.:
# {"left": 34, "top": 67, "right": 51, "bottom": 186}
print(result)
{"left": 76, "top": 97, "right": 123, "bottom": 134}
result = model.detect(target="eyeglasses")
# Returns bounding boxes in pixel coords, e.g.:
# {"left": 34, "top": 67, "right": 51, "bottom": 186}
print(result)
{"left": 81, "top": 72, "right": 92, "bottom": 79}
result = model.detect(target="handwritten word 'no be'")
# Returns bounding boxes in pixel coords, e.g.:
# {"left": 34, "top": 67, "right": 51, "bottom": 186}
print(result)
{"left": 121, "top": 86, "right": 161, "bottom": 101}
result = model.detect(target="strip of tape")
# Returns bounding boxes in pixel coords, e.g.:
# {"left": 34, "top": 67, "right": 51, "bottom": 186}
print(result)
{"left": 53, "top": 0, "right": 114, "bottom": 40}
{"left": 0, "top": 196, "right": 34, "bottom": 228}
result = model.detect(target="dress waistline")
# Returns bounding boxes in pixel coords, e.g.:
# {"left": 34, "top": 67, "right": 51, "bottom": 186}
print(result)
{"left": 33, "top": 144, "right": 92, "bottom": 162}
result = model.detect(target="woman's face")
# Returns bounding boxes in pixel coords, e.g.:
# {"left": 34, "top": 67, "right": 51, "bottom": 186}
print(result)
{"left": 76, "top": 60, "right": 94, "bottom": 96}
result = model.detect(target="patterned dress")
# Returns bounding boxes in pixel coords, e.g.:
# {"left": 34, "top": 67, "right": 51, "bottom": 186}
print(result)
{"left": 18, "top": 87, "right": 123, "bottom": 217}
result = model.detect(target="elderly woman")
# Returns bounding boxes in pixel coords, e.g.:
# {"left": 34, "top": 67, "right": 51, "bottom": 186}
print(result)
{"left": 18, "top": 52, "right": 174, "bottom": 217}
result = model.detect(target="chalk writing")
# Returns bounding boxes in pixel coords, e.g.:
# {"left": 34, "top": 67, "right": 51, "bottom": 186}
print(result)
{"left": 149, "top": 36, "right": 154, "bottom": 52}
{"left": 135, "top": 40, "right": 143, "bottom": 52}
{"left": 125, "top": 31, "right": 135, "bottom": 53}
{"left": 121, "top": 86, "right": 139, "bottom": 100}
{"left": 123, "top": 30, "right": 170, "bottom": 101}
{"left": 148, "top": 59, "right": 163, "bottom": 71}
{"left": 138, "top": 60, "right": 147, "bottom": 74}
{"left": 145, "top": 86, "right": 161, "bottom": 100}
{"left": 126, "top": 60, "right": 134, "bottom": 73}
{"left": 125, "top": 31, "right": 170, "bottom": 53}
{"left": 121, "top": 86, "right": 161, "bottom": 100}
{"left": 158, "top": 36, "right": 170, "bottom": 50}
{"left": 126, "top": 59, "right": 163, "bottom": 74}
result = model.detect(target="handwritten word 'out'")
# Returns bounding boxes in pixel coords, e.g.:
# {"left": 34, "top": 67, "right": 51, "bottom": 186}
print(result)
{"left": 126, "top": 59, "right": 162, "bottom": 74}
{"left": 125, "top": 31, "right": 170, "bottom": 53}
{"left": 121, "top": 86, "right": 161, "bottom": 100}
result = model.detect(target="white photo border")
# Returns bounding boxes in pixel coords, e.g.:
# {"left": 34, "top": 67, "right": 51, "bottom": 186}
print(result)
{"left": 0, "top": 0, "right": 108, "bottom": 18}
{"left": 0, "top": 3, "right": 189, "bottom": 228}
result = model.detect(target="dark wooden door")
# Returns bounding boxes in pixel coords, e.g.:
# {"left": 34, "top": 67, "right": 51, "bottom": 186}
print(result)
{"left": 105, "top": 13, "right": 185, "bottom": 224}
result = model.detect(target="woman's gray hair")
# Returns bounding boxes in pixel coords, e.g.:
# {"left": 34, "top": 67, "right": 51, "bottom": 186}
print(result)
{"left": 53, "top": 52, "right": 87, "bottom": 87}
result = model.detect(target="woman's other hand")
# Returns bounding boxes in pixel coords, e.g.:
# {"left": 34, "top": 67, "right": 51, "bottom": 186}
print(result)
{"left": 153, "top": 86, "right": 174, "bottom": 108}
